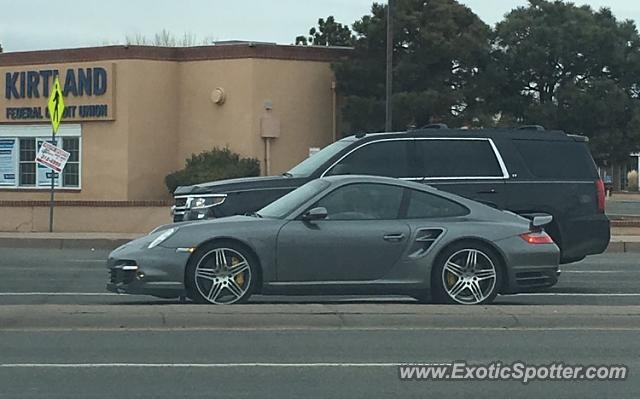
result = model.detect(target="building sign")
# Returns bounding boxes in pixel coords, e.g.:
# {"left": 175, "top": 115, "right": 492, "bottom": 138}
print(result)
{"left": 1, "top": 63, "right": 115, "bottom": 123}
{"left": 0, "top": 138, "right": 17, "bottom": 186}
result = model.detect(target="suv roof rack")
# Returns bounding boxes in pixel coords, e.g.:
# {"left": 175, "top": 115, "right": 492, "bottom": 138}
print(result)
{"left": 519, "top": 125, "right": 545, "bottom": 131}
{"left": 421, "top": 123, "right": 448, "bottom": 129}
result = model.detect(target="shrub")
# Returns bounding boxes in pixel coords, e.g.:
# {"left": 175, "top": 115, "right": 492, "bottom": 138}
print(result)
{"left": 628, "top": 170, "right": 639, "bottom": 192}
{"left": 165, "top": 147, "right": 261, "bottom": 193}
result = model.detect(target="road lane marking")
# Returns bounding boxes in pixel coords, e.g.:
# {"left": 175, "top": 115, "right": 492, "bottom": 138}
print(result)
{"left": 0, "top": 363, "right": 396, "bottom": 368}
{"left": 561, "top": 271, "right": 638, "bottom": 274}
{"left": 69, "top": 260, "right": 107, "bottom": 263}
{"left": 1, "top": 326, "right": 640, "bottom": 333}
{"left": 511, "top": 293, "right": 640, "bottom": 296}
{"left": 0, "top": 293, "right": 123, "bottom": 296}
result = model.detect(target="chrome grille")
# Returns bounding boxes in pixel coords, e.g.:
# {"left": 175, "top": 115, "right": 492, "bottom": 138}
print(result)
{"left": 172, "top": 196, "right": 190, "bottom": 221}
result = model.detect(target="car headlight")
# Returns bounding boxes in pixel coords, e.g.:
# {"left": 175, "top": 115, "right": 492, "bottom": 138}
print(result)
{"left": 148, "top": 228, "right": 177, "bottom": 249}
{"left": 190, "top": 195, "right": 226, "bottom": 210}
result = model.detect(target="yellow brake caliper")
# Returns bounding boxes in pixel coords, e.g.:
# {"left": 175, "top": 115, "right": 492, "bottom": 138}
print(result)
{"left": 447, "top": 271, "right": 457, "bottom": 288}
{"left": 232, "top": 257, "right": 245, "bottom": 287}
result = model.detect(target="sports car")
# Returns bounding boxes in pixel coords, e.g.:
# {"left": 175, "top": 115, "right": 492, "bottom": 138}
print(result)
{"left": 107, "top": 175, "right": 560, "bottom": 305}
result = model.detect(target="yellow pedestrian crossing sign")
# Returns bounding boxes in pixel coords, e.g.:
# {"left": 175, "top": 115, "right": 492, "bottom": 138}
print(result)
{"left": 47, "top": 77, "right": 65, "bottom": 134}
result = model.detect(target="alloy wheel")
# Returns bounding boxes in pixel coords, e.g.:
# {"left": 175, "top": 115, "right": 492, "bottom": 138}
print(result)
{"left": 441, "top": 248, "right": 497, "bottom": 305}
{"left": 194, "top": 248, "right": 252, "bottom": 304}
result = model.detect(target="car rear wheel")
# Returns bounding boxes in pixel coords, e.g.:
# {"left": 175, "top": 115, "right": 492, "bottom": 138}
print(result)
{"left": 186, "top": 242, "right": 257, "bottom": 305}
{"left": 432, "top": 243, "right": 502, "bottom": 305}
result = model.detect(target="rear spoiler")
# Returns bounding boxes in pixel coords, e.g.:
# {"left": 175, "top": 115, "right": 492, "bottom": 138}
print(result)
{"left": 520, "top": 213, "right": 554, "bottom": 231}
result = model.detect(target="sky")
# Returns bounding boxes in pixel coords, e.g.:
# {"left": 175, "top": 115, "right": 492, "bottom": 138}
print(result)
{"left": 1, "top": 0, "right": 640, "bottom": 52}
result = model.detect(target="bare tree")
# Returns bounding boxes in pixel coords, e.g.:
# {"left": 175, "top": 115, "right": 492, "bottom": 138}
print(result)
{"left": 124, "top": 29, "right": 201, "bottom": 47}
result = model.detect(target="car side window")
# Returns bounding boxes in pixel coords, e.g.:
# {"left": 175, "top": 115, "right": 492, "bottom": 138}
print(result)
{"left": 416, "top": 139, "right": 503, "bottom": 178}
{"left": 314, "top": 183, "right": 404, "bottom": 220}
{"left": 325, "top": 140, "right": 409, "bottom": 177}
{"left": 405, "top": 189, "right": 469, "bottom": 218}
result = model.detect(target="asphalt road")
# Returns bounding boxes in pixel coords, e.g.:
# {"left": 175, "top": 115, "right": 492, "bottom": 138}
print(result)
{"left": 0, "top": 248, "right": 638, "bottom": 398}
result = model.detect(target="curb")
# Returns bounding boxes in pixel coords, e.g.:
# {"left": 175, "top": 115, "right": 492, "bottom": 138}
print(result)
{"left": 2, "top": 304, "right": 640, "bottom": 330}
{"left": 0, "top": 238, "right": 131, "bottom": 250}
{"left": 604, "top": 241, "right": 640, "bottom": 253}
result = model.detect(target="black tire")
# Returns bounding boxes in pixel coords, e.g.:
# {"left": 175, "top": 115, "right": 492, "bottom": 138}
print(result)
{"left": 431, "top": 241, "right": 503, "bottom": 305}
{"left": 185, "top": 240, "right": 259, "bottom": 305}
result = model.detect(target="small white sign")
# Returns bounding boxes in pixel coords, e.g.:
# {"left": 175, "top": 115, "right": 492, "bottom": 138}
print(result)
{"left": 35, "top": 141, "right": 70, "bottom": 174}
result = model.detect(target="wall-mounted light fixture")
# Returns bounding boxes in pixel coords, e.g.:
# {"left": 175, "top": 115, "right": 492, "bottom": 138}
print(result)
{"left": 211, "top": 87, "right": 226, "bottom": 105}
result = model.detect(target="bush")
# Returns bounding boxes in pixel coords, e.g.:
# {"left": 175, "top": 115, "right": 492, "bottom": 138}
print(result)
{"left": 628, "top": 170, "right": 639, "bottom": 192}
{"left": 165, "top": 147, "right": 261, "bottom": 193}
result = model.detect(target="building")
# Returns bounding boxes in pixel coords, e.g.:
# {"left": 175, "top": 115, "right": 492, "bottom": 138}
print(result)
{"left": 0, "top": 44, "right": 350, "bottom": 233}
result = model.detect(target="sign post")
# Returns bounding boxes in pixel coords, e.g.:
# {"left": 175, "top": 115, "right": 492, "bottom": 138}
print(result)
{"left": 44, "top": 77, "right": 65, "bottom": 232}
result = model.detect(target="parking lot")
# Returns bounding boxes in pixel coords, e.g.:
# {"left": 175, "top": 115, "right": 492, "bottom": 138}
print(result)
{"left": 0, "top": 247, "right": 638, "bottom": 398}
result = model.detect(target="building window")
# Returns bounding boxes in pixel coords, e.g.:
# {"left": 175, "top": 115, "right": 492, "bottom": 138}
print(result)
{"left": 62, "top": 138, "right": 80, "bottom": 187}
{"left": 19, "top": 138, "right": 36, "bottom": 186}
{"left": 0, "top": 124, "right": 81, "bottom": 190}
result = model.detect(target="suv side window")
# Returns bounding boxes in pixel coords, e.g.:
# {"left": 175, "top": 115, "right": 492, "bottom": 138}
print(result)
{"left": 325, "top": 140, "right": 410, "bottom": 177}
{"left": 416, "top": 139, "right": 503, "bottom": 178}
{"left": 315, "top": 183, "right": 404, "bottom": 220}
{"left": 405, "top": 189, "right": 469, "bottom": 218}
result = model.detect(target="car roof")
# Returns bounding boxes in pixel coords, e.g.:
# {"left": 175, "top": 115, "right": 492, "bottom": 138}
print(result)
{"left": 344, "top": 127, "right": 582, "bottom": 143}
{"left": 321, "top": 175, "right": 440, "bottom": 193}
{"left": 318, "top": 175, "right": 506, "bottom": 215}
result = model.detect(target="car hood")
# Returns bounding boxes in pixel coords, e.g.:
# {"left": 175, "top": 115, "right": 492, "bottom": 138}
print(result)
{"left": 159, "top": 214, "right": 286, "bottom": 249}
{"left": 153, "top": 215, "right": 263, "bottom": 233}
{"left": 173, "top": 175, "right": 309, "bottom": 195}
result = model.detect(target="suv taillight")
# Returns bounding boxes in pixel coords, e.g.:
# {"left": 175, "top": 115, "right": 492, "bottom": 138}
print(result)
{"left": 596, "top": 179, "right": 605, "bottom": 214}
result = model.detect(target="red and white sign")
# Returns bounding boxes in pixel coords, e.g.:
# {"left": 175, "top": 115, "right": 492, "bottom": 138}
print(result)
{"left": 35, "top": 141, "right": 70, "bottom": 174}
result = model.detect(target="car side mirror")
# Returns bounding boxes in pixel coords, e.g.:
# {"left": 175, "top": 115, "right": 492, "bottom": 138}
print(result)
{"left": 302, "top": 207, "right": 328, "bottom": 221}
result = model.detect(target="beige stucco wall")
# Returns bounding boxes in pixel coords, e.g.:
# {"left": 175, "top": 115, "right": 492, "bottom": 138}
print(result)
{"left": 120, "top": 60, "right": 180, "bottom": 200}
{"left": 175, "top": 57, "right": 336, "bottom": 177}
{"left": 249, "top": 58, "right": 335, "bottom": 174}
{"left": 0, "top": 206, "right": 171, "bottom": 233}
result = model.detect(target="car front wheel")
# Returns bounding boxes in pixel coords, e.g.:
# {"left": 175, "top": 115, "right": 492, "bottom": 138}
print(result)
{"left": 186, "top": 242, "right": 257, "bottom": 304}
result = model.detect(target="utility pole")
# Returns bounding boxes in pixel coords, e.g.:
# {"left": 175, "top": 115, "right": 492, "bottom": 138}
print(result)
{"left": 385, "top": 0, "right": 394, "bottom": 132}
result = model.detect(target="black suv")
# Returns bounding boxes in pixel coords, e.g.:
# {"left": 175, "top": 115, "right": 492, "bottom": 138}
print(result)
{"left": 173, "top": 126, "right": 610, "bottom": 263}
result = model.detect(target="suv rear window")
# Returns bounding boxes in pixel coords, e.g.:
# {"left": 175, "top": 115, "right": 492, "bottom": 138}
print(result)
{"left": 416, "top": 139, "right": 503, "bottom": 178}
{"left": 513, "top": 140, "right": 598, "bottom": 180}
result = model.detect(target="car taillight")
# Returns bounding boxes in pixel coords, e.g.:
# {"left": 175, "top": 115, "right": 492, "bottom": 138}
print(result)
{"left": 520, "top": 232, "right": 554, "bottom": 244}
{"left": 596, "top": 179, "right": 605, "bottom": 214}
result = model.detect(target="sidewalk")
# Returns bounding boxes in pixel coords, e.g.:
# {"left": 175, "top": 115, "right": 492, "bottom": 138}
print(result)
{"left": 0, "top": 232, "right": 143, "bottom": 250}
{"left": 0, "top": 231, "right": 638, "bottom": 252}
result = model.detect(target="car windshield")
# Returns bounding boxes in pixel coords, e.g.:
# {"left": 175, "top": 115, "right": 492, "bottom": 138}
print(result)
{"left": 286, "top": 139, "right": 353, "bottom": 177}
{"left": 258, "top": 179, "right": 330, "bottom": 219}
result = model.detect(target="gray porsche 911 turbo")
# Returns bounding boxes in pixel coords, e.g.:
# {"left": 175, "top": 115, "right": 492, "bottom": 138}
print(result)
{"left": 107, "top": 175, "right": 560, "bottom": 305}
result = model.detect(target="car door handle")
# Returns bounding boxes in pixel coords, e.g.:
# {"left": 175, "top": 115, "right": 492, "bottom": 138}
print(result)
{"left": 383, "top": 233, "right": 406, "bottom": 242}
{"left": 477, "top": 188, "right": 497, "bottom": 194}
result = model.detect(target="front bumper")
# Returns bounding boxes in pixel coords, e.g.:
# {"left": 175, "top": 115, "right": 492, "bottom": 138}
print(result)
{"left": 106, "top": 241, "right": 191, "bottom": 298}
